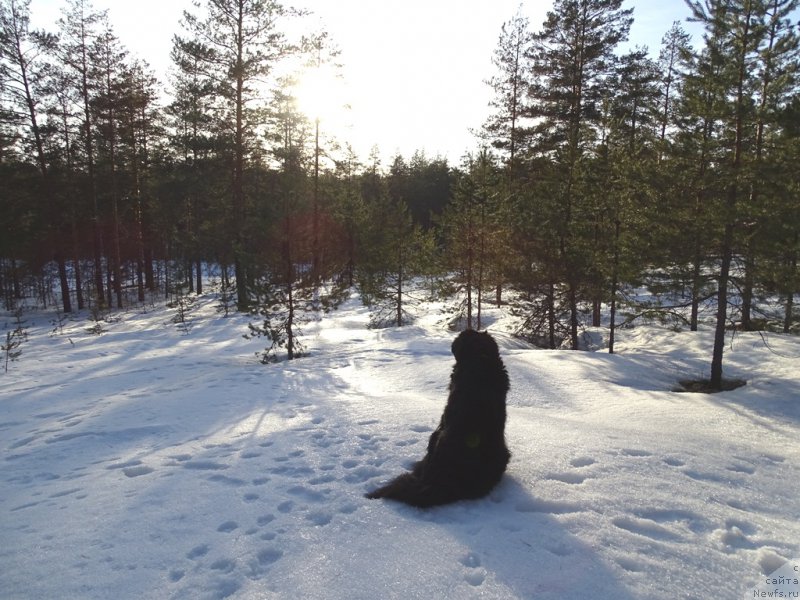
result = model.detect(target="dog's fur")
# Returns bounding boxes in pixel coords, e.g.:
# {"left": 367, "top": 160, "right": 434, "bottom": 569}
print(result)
{"left": 366, "top": 329, "right": 510, "bottom": 507}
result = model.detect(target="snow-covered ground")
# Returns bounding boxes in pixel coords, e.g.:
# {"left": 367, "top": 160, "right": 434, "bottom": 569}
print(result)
{"left": 1, "top": 292, "right": 799, "bottom": 599}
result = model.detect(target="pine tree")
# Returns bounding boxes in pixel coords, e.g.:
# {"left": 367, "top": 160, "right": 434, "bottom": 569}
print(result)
{"left": 57, "top": 0, "right": 106, "bottom": 308}
{"left": 603, "top": 48, "right": 660, "bottom": 352}
{"left": 0, "top": 0, "right": 72, "bottom": 312}
{"left": 483, "top": 6, "right": 533, "bottom": 178}
{"left": 178, "top": 0, "right": 289, "bottom": 311}
{"left": 2, "top": 308, "right": 27, "bottom": 372}
{"left": 685, "top": 0, "right": 769, "bottom": 389}
{"left": 527, "top": 0, "right": 633, "bottom": 350}
{"left": 656, "top": 21, "right": 693, "bottom": 152}
{"left": 359, "top": 193, "right": 435, "bottom": 328}
{"left": 739, "top": 0, "right": 799, "bottom": 330}
{"left": 91, "top": 15, "right": 128, "bottom": 308}
{"left": 440, "top": 149, "right": 507, "bottom": 331}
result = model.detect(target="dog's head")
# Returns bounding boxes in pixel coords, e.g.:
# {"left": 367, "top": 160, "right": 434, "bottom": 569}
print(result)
{"left": 451, "top": 329, "right": 500, "bottom": 363}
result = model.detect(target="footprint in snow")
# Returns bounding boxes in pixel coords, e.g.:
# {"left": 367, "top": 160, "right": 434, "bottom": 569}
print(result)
{"left": 186, "top": 544, "right": 210, "bottom": 559}
{"left": 217, "top": 521, "right": 238, "bottom": 533}
{"left": 123, "top": 465, "right": 154, "bottom": 478}
{"left": 713, "top": 520, "right": 759, "bottom": 551}
{"left": 760, "top": 453, "right": 785, "bottom": 464}
{"left": 306, "top": 511, "right": 333, "bottom": 526}
{"left": 546, "top": 472, "right": 588, "bottom": 485}
{"left": 636, "top": 508, "right": 710, "bottom": 534}
{"left": 168, "top": 569, "right": 184, "bottom": 582}
{"left": 409, "top": 424, "right": 433, "bottom": 433}
{"left": 395, "top": 437, "right": 419, "bottom": 447}
{"left": 726, "top": 463, "right": 756, "bottom": 475}
{"left": 257, "top": 514, "right": 275, "bottom": 526}
{"left": 459, "top": 552, "right": 486, "bottom": 587}
{"left": 570, "top": 456, "right": 596, "bottom": 468}
{"left": 308, "top": 474, "right": 336, "bottom": 485}
{"left": 338, "top": 502, "right": 358, "bottom": 515}
{"left": 182, "top": 461, "right": 228, "bottom": 471}
{"left": 343, "top": 465, "right": 382, "bottom": 484}
{"left": 286, "top": 485, "right": 327, "bottom": 503}
{"left": 210, "top": 558, "right": 236, "bottom": 573}
{"left": 620, "top": 448, "right": 652, "bottom": 458}
{"left": 208, "top": 474, "right": 247, "bottom": 486}
{"left": 612, "top": 516, "right": 683, "bottom": 542}
{"left": 256, "top": 548, "right": 282, "bottom": 566}
{"left": 616, "top": 556, "right": 645, "bottom": 572}
{"left": 48, "top": 487, "right": 82, "bottom": 498}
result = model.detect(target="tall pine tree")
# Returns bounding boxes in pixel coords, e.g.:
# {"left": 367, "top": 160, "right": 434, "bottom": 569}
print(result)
{"left": 527, "top": 0, "right": 633, "bottom": 349}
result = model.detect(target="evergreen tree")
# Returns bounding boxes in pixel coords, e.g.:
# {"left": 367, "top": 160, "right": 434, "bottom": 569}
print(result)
{"left": 359, "top": 192, "right": 436, "bottom": 328}
{"left": 527, "top": 0, "right": 633, "bottom": 349}
{"left": 57, "top": 0, "right": 106, "bottom": 308}
{"left": 738, "top": 0, "right": 799, "bottom": 330}
{"left": 656, "top": 21, "right": 693, "bottom": 151}
{"left": 91, "top": 15, "right": 128, "bottom": 308}
{"left": 0, "top": 0, "right": 72, "bottom": 312}
{"left": 440, "top": 149, "right": 507, "bottom": 331}
{"left": 686, "top": 0, "right": 768, "bottom": 389}
{"left": 603, "top": 48, "right": 660, "bottom": 352}
{"left": 483, "top": 6, "right": 533, "bottom": 178}
{"left": 178, "top": 0, "right": 289, "bottom": 311}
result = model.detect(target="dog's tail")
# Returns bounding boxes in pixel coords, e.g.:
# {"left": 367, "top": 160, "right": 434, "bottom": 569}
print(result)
{"left": 365, "top": 473, "right": 459, "bottom": 508}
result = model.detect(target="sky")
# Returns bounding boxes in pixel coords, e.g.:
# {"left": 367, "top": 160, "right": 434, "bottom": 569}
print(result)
{"left": 29, "top": 0, "right": 705, "bottom": 166}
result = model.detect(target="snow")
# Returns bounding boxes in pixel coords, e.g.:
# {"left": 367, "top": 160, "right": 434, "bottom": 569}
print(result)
{"left": 1, "top": 292, "right": 799, "bottom": 599}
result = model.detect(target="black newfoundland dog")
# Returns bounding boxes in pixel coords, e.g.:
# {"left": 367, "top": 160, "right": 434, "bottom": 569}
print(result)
{"left": 366, "top": 329, "right": 510, "bottom": 507}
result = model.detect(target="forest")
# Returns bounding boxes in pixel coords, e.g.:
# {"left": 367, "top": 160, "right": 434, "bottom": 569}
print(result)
{"left": 1, "top": 0, "right": 798, "bottom": 390}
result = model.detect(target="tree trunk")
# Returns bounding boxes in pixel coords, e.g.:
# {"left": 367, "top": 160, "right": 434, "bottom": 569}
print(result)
{"left": 568, "top": 278, "right": 579, "bottom": 350}
{"left": 711, "top": 220, "right": 734, "bottom": 389}
{"left": 690, "top": 256, "right": 701, "bottom": 332}
{"left": 547, "top": 277, "right": 556, "bottom": 349}
{"left": 710, "top": 3, "right": 753, "bottom": 390}
{"left": 233, "top": 3, "right": 248, "bottom": 311}
{"left": 740, "top": 248, "right": 755, "bottom": 330}
{"left": 609, "top": 220, "right": 621, "bottom": 354}
{"left": 785, "top": 234, "right": 798, "bottom": 334}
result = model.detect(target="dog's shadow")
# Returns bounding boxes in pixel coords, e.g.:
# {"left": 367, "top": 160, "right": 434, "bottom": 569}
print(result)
{"left": 375, "top": 474, "right": 637, "bottom": 599}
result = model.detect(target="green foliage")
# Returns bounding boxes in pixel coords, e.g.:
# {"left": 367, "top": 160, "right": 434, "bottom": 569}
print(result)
{"left": 357, "top": 194, "right": 438, "bottom": 328}
{"left": 3, "top": 308, "right": 28, "bottom": 372}
{"left": 438, "top": 149, "right": 511, "bottom": 330}
{"left": 169, "top": 288, "right": 195, "bottom": 334}
{"left": 246, "top": 277, "right": 308, "bottom": 364}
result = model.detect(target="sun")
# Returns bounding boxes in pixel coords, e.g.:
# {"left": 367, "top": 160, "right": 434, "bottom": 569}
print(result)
{"left": 293, "top": 63, "right": 352, "bottom": 135}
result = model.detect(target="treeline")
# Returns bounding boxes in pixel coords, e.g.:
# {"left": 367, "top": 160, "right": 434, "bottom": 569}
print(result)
{"left": 1, "top": 0, "right": 799, "bottom": 388}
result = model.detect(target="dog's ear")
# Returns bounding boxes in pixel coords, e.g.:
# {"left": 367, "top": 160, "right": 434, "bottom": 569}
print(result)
{"left": 477, "top": 331, "right": 500, "bottom": 360}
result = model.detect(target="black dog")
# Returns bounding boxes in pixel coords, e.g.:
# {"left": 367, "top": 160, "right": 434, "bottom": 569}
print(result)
{"left": 366, "top": 329, "right": 510, "bottom": 507}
